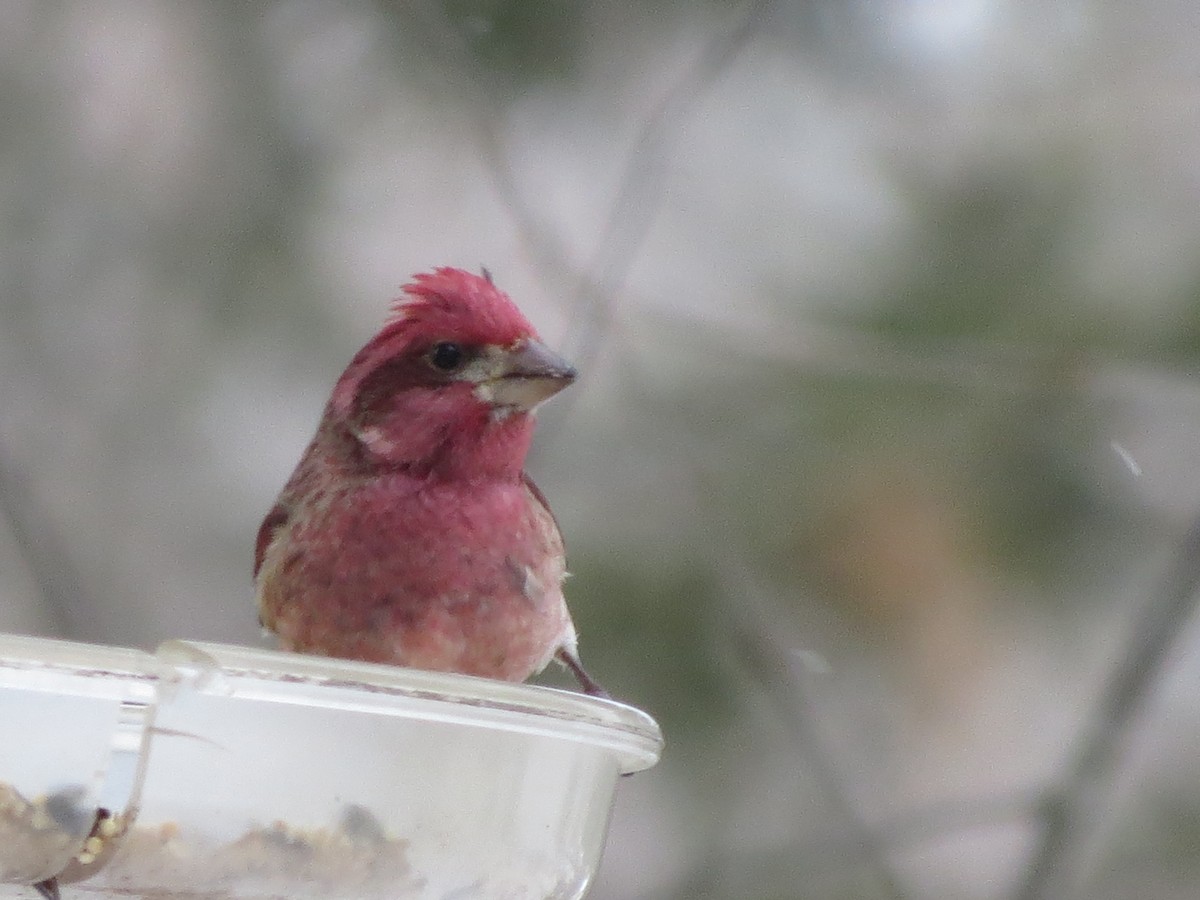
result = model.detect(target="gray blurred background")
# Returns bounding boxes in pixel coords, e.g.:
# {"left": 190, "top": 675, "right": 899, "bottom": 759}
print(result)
{"left": 4, "top": 2, "right": 1200, "bottom": 898}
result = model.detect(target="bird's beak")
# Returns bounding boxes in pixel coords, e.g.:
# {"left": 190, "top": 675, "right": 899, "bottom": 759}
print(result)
{"left": 482, "top": 339, "right": 577, "bottom": 411}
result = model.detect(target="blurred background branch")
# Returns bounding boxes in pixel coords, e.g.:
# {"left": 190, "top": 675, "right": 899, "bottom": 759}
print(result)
{"left": 398, "top": 0, "right": 583, "bottom": 291}
{"left": 1015, "top": 510, "right": 1200, "bottom": 900}
{"left": 564, "top": 0, "right": 776, "bottom": 373}
{"left": 0, "top": 443, "right": 82, "bottom": 636}
{"left": 717, "top": 554, "right": 913, "bottom": 899}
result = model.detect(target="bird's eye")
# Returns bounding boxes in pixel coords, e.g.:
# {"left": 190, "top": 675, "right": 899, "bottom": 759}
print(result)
{"left": 428, "top": 341, "right": 465, "bottom": 372}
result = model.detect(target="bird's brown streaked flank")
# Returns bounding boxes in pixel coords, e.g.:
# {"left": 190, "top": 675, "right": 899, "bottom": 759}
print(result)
{"left": 254, "top": 267, "right": 606, "bottom": 696}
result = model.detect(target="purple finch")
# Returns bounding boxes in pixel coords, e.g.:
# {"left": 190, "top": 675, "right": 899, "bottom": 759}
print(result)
{"left": 255, "top": 268, "right": 605, "bottom": 695}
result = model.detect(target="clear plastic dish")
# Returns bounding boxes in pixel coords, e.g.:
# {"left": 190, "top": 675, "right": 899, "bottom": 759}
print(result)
{"left": 0, "top": 635, "right": 158, "bottom": 888}
{"left": 0, "top": 636, "right": 663, "bottom": 900}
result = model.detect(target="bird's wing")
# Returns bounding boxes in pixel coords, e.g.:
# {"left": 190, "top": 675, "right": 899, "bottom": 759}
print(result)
{"left": 522, "top": 472, "right": 563, "bottom": 543}
{"left": 254, "top": 503, "right": 290, "bottom": 578}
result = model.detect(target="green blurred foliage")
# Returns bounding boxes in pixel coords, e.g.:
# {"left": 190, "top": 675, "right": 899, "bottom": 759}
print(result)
{"left": 438, "top": 0, "right": 581, "bottom": 83}
{"left": 807, "top": 166, "right": 1160, "bottom": 588}
{"left": 564, "top": 555, "right": 736, "bottom": 740}
{"left": 870, "top": 167, "right": 1083, "bottom": 342}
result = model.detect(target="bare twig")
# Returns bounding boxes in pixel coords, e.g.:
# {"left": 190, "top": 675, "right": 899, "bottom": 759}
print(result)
{"left": 407, "top": 0, "right": 774, "bottom": 376}
{"left": 856, "top": 789, "right": 1041, "bottom": 858}
{"left": 566, "top": 0, "right": 776, "bottom": 373}
{"left": 0, "top": 441, "right": 81, "bottom": 635}
{"left": 681, "top": 789, "right": 1040, "bottom": 893}
{"left": 719, "top": 556, "right": 913, "bottom": 900}
{"left": 400, "top": 1, "right": 585, "bottom": 292}
{"left": 782, "top": 669, "right": 914, "bottom": 900}
{"left": 1013, "top": 510, "right": 1200, "bottom": 900}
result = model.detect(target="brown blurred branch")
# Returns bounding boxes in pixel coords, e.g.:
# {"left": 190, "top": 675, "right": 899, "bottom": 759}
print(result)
{"left": 1013, "top": 510, "right": 1200, "bottom": 900}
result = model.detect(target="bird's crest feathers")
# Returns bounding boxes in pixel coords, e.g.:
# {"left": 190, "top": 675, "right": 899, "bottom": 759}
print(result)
{"left": 330, "top": 268, "right": 537, "bottom": 425}
{"left": 384, "top": 267, "right": 535, "bottom": 346}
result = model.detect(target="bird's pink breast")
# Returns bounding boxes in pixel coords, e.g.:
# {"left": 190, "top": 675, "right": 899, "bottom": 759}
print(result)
{"left": 258, "top": 472, "right": 573, "bottom": 681}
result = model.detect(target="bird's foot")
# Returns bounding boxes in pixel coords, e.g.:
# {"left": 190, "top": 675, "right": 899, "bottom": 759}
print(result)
{"left": 555, "top": 649, "right": 611, "bottom": 699}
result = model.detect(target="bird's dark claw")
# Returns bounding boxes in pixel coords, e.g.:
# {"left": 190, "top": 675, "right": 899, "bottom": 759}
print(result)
{"left": 556, "top": 648, "right": 611, "bottom": 699}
